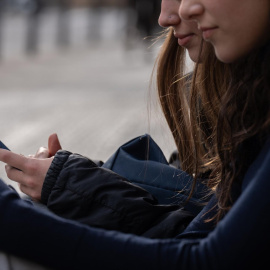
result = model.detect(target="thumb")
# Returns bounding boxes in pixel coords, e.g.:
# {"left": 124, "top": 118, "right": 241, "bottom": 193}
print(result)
{"left": 48, "top": 133, "right": 62, "bottom": 157}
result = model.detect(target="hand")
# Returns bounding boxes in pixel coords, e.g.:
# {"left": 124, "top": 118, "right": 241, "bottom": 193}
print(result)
{"left": 34, "top": 133, "right": 62, "bottom": 159}
{"left": 0, "top": 149, "right": 53, "bottom": 201}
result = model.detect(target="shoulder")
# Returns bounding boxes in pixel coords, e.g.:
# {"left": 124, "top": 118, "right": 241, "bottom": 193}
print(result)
{"left": 242, "top": 137, "right": 270, "bottom": 191}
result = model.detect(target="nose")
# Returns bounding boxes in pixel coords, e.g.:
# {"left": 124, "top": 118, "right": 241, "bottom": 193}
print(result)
{"left": 179, "top": 0, "right": 204, "bottom": 21}
{"left": 158, "top": 1, "right": 181, "bottom": 28}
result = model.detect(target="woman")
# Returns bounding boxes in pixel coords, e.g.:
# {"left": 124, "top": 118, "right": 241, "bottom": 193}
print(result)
{"left": 1, "top": 0, "right": 269, "bottom": 269}
{"left": 0, "top": 0, "right": 213, "bottom": 239}
{"left": 179, "top": 0, "right": 270, "bottom": 221}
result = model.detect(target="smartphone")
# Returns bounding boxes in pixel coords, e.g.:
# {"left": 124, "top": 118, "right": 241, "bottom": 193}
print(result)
{"left": 0, "top": 141, "right": 10, "bottom": 151}
{"left": 0, "top": 141, "right": 21, "bottom": 171}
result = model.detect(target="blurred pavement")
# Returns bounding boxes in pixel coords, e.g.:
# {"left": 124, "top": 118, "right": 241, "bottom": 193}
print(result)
{"left": 0, "top": 8, "right": 177, "bottom": 192}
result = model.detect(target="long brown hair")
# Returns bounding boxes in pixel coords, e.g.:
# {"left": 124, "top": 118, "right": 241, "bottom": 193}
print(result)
{"left": 212, "top": 43, "right": 270, "bottom": 220}
{"left": 155, "top": 28, "right": 194, "bottom": 175}
{"left": 154, "top": 28, "right": 270, "bottom": 222}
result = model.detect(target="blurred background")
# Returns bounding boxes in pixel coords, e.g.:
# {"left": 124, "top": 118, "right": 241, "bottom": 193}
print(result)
{"left": 0, "top": 0, "right": 179, "bottom": 191}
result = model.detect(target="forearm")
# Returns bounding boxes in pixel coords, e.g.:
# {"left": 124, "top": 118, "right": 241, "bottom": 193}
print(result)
{"left": 1, "top": 148, "right": 269, "bottom": 270}
{"left": 0, "top": 180, "right": 86, "bottom": 270}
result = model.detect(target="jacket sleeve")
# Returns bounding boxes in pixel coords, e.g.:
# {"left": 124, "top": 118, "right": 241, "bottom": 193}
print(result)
{"left": 0, "top": 139, "right": 269, "bottom": 270}
{"left": 41, "top": 150, "right": 194, "bottom": 238}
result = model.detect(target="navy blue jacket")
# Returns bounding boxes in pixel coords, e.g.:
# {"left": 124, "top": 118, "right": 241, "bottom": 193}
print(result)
{"left": 40, "top": 135, "right": 208, "bottom": 238}
{"left": 0, "top": 137, "right": 269, "bottom": 269}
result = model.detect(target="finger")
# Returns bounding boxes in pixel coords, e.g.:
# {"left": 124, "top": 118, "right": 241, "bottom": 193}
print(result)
{"left": 48, "top": 133, "right": 62, "bottom": 157}
{"left": 5, "top": 164, "right": 25, "bottom": 184}
{"left": 35, "top": 146, "right": 50, "bottom": 159}
{"left": 0, "top": 149, "right": 28, "bottom": 171}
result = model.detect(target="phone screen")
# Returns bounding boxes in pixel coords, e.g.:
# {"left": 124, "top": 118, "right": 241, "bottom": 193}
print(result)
{"left": 0, "top": 141, "right": 10, "bottom": 151}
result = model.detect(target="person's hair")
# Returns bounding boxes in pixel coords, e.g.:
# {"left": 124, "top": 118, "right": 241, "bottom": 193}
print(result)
{"left": 211, "top": 42, "right": 270, "bottom": 220}
{"left": 154, "top": 27, "right": 228, "bottom": 208}
{"left": 155, "top": 28, "right": 194, "bottom": 174}
{"left": 154, "top": 28, "right": 270, "bottom": 222}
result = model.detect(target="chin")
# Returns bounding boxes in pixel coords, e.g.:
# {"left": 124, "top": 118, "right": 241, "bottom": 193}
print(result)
{"left": 188, "top": 51, "right": 201, "bottom": 64}
{"left": 216, "top": 57, "right": 232, "bottom": 64}
{"left": 214, "top": 49, "right": 236, "bottom": 64}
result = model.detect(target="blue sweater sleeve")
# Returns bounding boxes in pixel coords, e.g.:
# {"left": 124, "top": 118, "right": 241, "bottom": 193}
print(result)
{"left": 77, "top": 139, "right": 270, "bottom": 270}
{"left": 0, "top": 140, "right": 269, "bottom": 270}
{"left": 77, "top": 138, "right": 270, "bottom": 270}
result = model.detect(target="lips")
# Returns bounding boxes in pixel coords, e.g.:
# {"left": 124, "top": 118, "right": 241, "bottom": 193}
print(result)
{"left": 175, "top": 34, "right": 194, "bottom": 47}
{"left": 199, "top": 26, "right": 218, "bottom": 40}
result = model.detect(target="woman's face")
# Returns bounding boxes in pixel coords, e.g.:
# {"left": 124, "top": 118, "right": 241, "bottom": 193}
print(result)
{"left": 159, "top": 0, "right": 202, "bottom": 62}
{"left": 179, "top": 0, "right": 270, "bottom": 63}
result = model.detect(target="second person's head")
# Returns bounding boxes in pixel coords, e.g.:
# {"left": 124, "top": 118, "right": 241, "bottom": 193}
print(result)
{"left": 159, "top": 0, "right": 203, "bottom": 62}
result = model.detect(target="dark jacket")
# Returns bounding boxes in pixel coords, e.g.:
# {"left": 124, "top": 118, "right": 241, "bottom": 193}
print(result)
{"left": 0, "top": 137, "right": 269, "bottom": 270}
{"left": 41, "top": 134, "right": 209, "bottom": 238}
